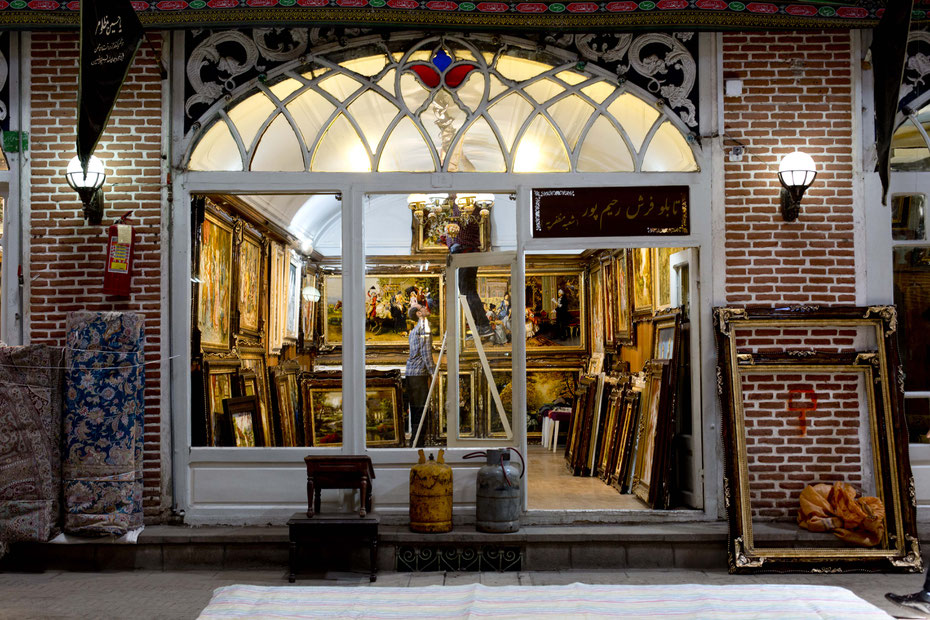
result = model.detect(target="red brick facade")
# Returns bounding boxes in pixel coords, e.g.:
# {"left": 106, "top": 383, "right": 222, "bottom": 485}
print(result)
{"left": 723, "top": 31, "right": 856, "bottom": 306}
{"left": 28, "top": 33, "right": 166, "bottom": 518}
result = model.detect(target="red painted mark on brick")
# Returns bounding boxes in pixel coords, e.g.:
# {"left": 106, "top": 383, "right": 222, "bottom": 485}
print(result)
{"left": 787, "top": 389, "right": 817, "bottom": 436}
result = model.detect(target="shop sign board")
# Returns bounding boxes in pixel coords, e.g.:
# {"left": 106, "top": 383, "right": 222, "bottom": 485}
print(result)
{"left": 531, "top": 186, "right": 689, "bottom": 238}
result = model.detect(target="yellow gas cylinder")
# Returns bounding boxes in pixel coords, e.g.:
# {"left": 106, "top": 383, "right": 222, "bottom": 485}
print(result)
{"left": 409, "top": 449, "right": 453, "bottom": 533}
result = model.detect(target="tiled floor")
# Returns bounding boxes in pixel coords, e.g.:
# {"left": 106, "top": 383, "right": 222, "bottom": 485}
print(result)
{"left": 0, "top": 568, "right": 922, "bottom": 619}
{"left": 526, "top": 444, "right": 648, "bottom": 510}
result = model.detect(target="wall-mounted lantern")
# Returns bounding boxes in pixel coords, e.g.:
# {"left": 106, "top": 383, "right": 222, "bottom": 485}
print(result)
{"left": 65, "top": 155, "right": 106, "bottom": 225}
{"left": 777, "top": 151, "right": 817, "bottom": 222}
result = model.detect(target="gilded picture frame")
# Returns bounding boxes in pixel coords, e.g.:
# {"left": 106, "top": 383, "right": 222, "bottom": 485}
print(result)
{"left": 475, "top": 269, "right": 585, "bottom": 352}
{"left": 412, "top": 210, "right": 490, "bottom": 255}
{"left": 223, "top": 395, "right": 264, "bottom": 448}
{"left": 323, "top": 273, "right": 444, "bottom": 347}
{"left": 197, "top": 208, "right": 234, "bottom": 352}
{"left": 602, "top": 255, "right": 616, "bottom": 348}
{"left": 714, "top": 305, "right": 921, "bottom": 573}
{"left": 612, "top": 250, "right": 634, "bottom": 346}
{"left": 652, "top": 247, "right": 681, "bottom": 313}
{"left": 267, "top": 241, "right": 287, "bottom": 355}
{"left": 435, "top": 368, "right": 478, "bottom": 440}
{"left": 285, "top": 251, "right": 301, "bottom": 342}
{"left": 632, "top": 247, "right": 653, "bottom": 316}
{"left": 237, "top": 346, "right": 275, "bottom": 447}
{"left": 203, "top": 356, "right": 240, "bottom": 447}
{"left": 631, "top": 360, "right": 674, "bottom": 508}
{"left": 609, "top": 379, "right": 643, "bottom": 491}
{"left": 485, "top": 366, "right": 579, "bottom": 439}
{"left": 590, "top": 262, "right": 605, "bottom": 354}
{"left": 236, "top": 225, "right": 264, "bottom": 339}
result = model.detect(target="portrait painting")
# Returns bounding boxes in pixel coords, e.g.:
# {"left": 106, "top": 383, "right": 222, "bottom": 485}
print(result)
{"left": 267, "top": 241, "right": 287, "bottom": 355}
{"left": 653, "top": 247, "right": 682, "bottom": 313}
{"left": 237, "top": 230, "right": 262, "bottom": 336}
{"left": 198, "top": 210, "right": 234, "bottom": 351}
{"left": 614, "top": 250, "right": 633, "bottom": 344}
{"left": 632, "top": 247, "right": 653, "bottom": 315}
{"left": 285, "top": 253, "right": 301, "bottom": 341}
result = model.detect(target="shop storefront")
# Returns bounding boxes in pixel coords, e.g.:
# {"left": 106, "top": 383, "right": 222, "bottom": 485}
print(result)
{"left": 1, "top": 4, "right": 928, "bottom": 545}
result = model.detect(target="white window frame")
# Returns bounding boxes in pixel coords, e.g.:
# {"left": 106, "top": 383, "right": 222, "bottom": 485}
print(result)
{"left": 168, "top": 31, "right": 720, "bottom": 525}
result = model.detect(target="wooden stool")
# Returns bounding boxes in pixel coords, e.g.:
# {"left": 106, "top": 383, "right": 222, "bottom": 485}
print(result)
{"left": 304, "top": 455, "right": 375, "bottom": 517}
{"left": 287, "top": 512, "right": 379, "bottom": 582}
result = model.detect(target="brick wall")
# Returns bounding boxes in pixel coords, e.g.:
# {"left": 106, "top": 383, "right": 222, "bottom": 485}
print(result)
{"left": 742, "top": 371, "right": 869, "bottom": 520}
{"left": 29, "top": 33, "right": 167, "bottom": 519}
{"left": 723, "top": 31, "right": 855, "bottom": 306}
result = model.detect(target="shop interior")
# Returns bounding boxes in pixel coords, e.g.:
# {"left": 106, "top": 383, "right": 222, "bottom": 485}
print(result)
{"left": 191, "top": 191, "right": 698, "bottom": 511}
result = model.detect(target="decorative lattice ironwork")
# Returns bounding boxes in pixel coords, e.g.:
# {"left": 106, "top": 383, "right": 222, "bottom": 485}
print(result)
{"left": 395, "top": 545, "right": 522, "bottom": 572}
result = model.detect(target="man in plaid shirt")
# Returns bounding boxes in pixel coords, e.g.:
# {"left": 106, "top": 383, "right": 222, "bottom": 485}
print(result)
{"left": 405, "top": 305, "right": 435, "bottom": 446}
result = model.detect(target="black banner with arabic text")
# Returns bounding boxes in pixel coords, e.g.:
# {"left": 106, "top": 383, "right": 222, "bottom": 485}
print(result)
{"left": 77, "top": 0, "right": 143, "bottom": 168}
{"left": 531, "top": 186, "right": 690, "bottom": 238}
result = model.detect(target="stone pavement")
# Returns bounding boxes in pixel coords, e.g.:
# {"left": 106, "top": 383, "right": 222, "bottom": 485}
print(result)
{"left": 0, "top": 568, "right": 928, "bottom": 619}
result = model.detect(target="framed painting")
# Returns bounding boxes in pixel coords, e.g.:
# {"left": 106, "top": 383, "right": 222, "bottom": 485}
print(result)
{"left": 632, "top": 247, "right": 653, "bottom": 316}
{"left": 285, "top": 368, "right": 303, "bottom": 446}
{"left": 652, "top": 312, "right": 681, "bottom": 362}
{"left": 652, "top": 247, "right": 682, "bottom": 313}
{"left": 602, "top": 256, "right": 616, "bottom": 347}
{"left": 631, "top": 359, "right": 674, "bottom": 508}
{"left": 267, "top": 241, "right": 287, "bottom": 355}
{"left": 285, "top": 251, "right": 301, "bottom": 342}
{"left": 435, "top": 369, "right": 477, "bottom": 440}
{"left": 613, "top": 250, "right": 635, "bottom": 346}
{"left": 300, "top": 268, "right": 320, "bottom": 349}
{"left": 589, "top": 262, "right": 605, "bottom": 353}
{"left": 304, "top": 376, "right": 344, "bottom": 447}
{"left": 364, "top": 371, "right": 405, "bottom": 447}
{"left": 271, "top": 370, "right": 299, "bottom": 447}
{"left": 485, "top": 366, "right": 578, "bottom": 439}
{"left": 714, "top": 306, "right": 921, "bottom": 573}
{"left": 323, "top": 273, "right": 443, "bottom": 347}
{"left": 198, "top": 208, "right": 234, "bottom": 352}
{"left": 223, "top": 395, "right": 264, "bottom": 447}
{"left": 412, "top": 209, "right": 490, "bottom": 255}
{"left": 518, "top": 270, "right": 586, "bottom": 352}
{"left": 203, "top": 356, "right": 240, "bottom": 446}
{"left": 564, "top": 375, "right": 594, "bottom": 475}
{"left": 609, "top": 379, "right": 643, "bottom": 491}
{"left": 236, "top": 225, "right": 263, "bottom": 338}
{"left": 237, "top": 347, "right": 275, "bottom": 447}
{"left": 596, "top": 377, "right": 624, "bottom": 479}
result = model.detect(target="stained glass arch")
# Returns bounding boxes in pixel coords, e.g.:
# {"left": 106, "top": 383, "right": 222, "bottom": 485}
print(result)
{"left": 185, "top": 35, "right": 699, "bottom": 174}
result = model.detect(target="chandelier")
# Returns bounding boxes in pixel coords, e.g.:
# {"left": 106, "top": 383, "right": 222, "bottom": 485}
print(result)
{"left": 407, "top": 193, "right": 494, "bottom": 224}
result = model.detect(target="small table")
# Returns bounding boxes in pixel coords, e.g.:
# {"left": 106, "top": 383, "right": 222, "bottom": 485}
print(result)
{"left": 304, "top": 455, "right": 375, "bottom": 517}
{"left": 286, "top": 512, "right": 379, "bottom": 582}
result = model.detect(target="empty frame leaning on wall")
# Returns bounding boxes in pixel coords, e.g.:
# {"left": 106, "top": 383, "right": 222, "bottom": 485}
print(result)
{"left": 714, "top": 306, "right": 921, "bottom": 573}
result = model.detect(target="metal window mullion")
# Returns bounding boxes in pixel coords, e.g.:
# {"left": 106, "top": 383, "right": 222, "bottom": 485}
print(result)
{"left": 342, "top": 186, "right": 364, "bottom": 455}
{"left": 214, "top": 110, "right": 249, "bottom": 172}
{"left": 258, "top": 83, "right": 311, "bottom": 171}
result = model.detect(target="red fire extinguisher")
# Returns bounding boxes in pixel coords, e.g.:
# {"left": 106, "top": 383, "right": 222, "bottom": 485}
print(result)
{"left": 103, "top": 212, "right": 135, "bottom": 297}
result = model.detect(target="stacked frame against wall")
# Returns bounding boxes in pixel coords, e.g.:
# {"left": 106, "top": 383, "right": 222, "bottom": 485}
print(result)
{"left": 715, "top": 306, "right": 921, "bottom": 573}
{"left": 191, "top": 196, "right": 318, "bottom": 447}
{"left": 563, "top": 307, "right": 684, "bottom": 509}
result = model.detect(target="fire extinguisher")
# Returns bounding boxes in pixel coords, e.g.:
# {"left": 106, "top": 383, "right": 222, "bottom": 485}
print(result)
{"left": 103, "top": 212, "right": 135, "bottom": 297}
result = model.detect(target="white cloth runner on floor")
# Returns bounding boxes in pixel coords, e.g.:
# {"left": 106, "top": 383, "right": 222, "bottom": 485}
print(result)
{"left": 198, "top": 582, "right": 891, "bottom": 619}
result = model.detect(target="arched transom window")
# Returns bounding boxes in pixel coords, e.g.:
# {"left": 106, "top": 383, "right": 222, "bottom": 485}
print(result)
{"left": 188, "top": 36, "right": 699, "bottom": 174}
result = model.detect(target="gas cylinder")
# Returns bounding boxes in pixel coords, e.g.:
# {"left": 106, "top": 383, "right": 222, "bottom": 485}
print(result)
{"left": 409, "top": 449, "right": 453, "bottom": 533}
{"left": 469, "top": 448, "right": 524, "bottom": 533}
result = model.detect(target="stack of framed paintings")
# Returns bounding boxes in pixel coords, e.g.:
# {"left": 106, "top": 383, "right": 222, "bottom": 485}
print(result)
{"left": 238, "top": 347, "right": 274, "bottom": 447}
{"left": 270, "top": 362, "right": 303, "bottom": 447}
{"left": 202, "top": 355, "right": 240, "bottom": 447}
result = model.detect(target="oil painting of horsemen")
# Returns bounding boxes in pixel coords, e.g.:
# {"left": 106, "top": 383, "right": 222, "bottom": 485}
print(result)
{"left": 323, "top": 273, "right": 443, "bottom": 346}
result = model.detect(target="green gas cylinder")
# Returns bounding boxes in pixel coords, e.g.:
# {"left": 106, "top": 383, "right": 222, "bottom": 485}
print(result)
{"left": 409, "top": 449, "right": 453, "bottom": 533}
